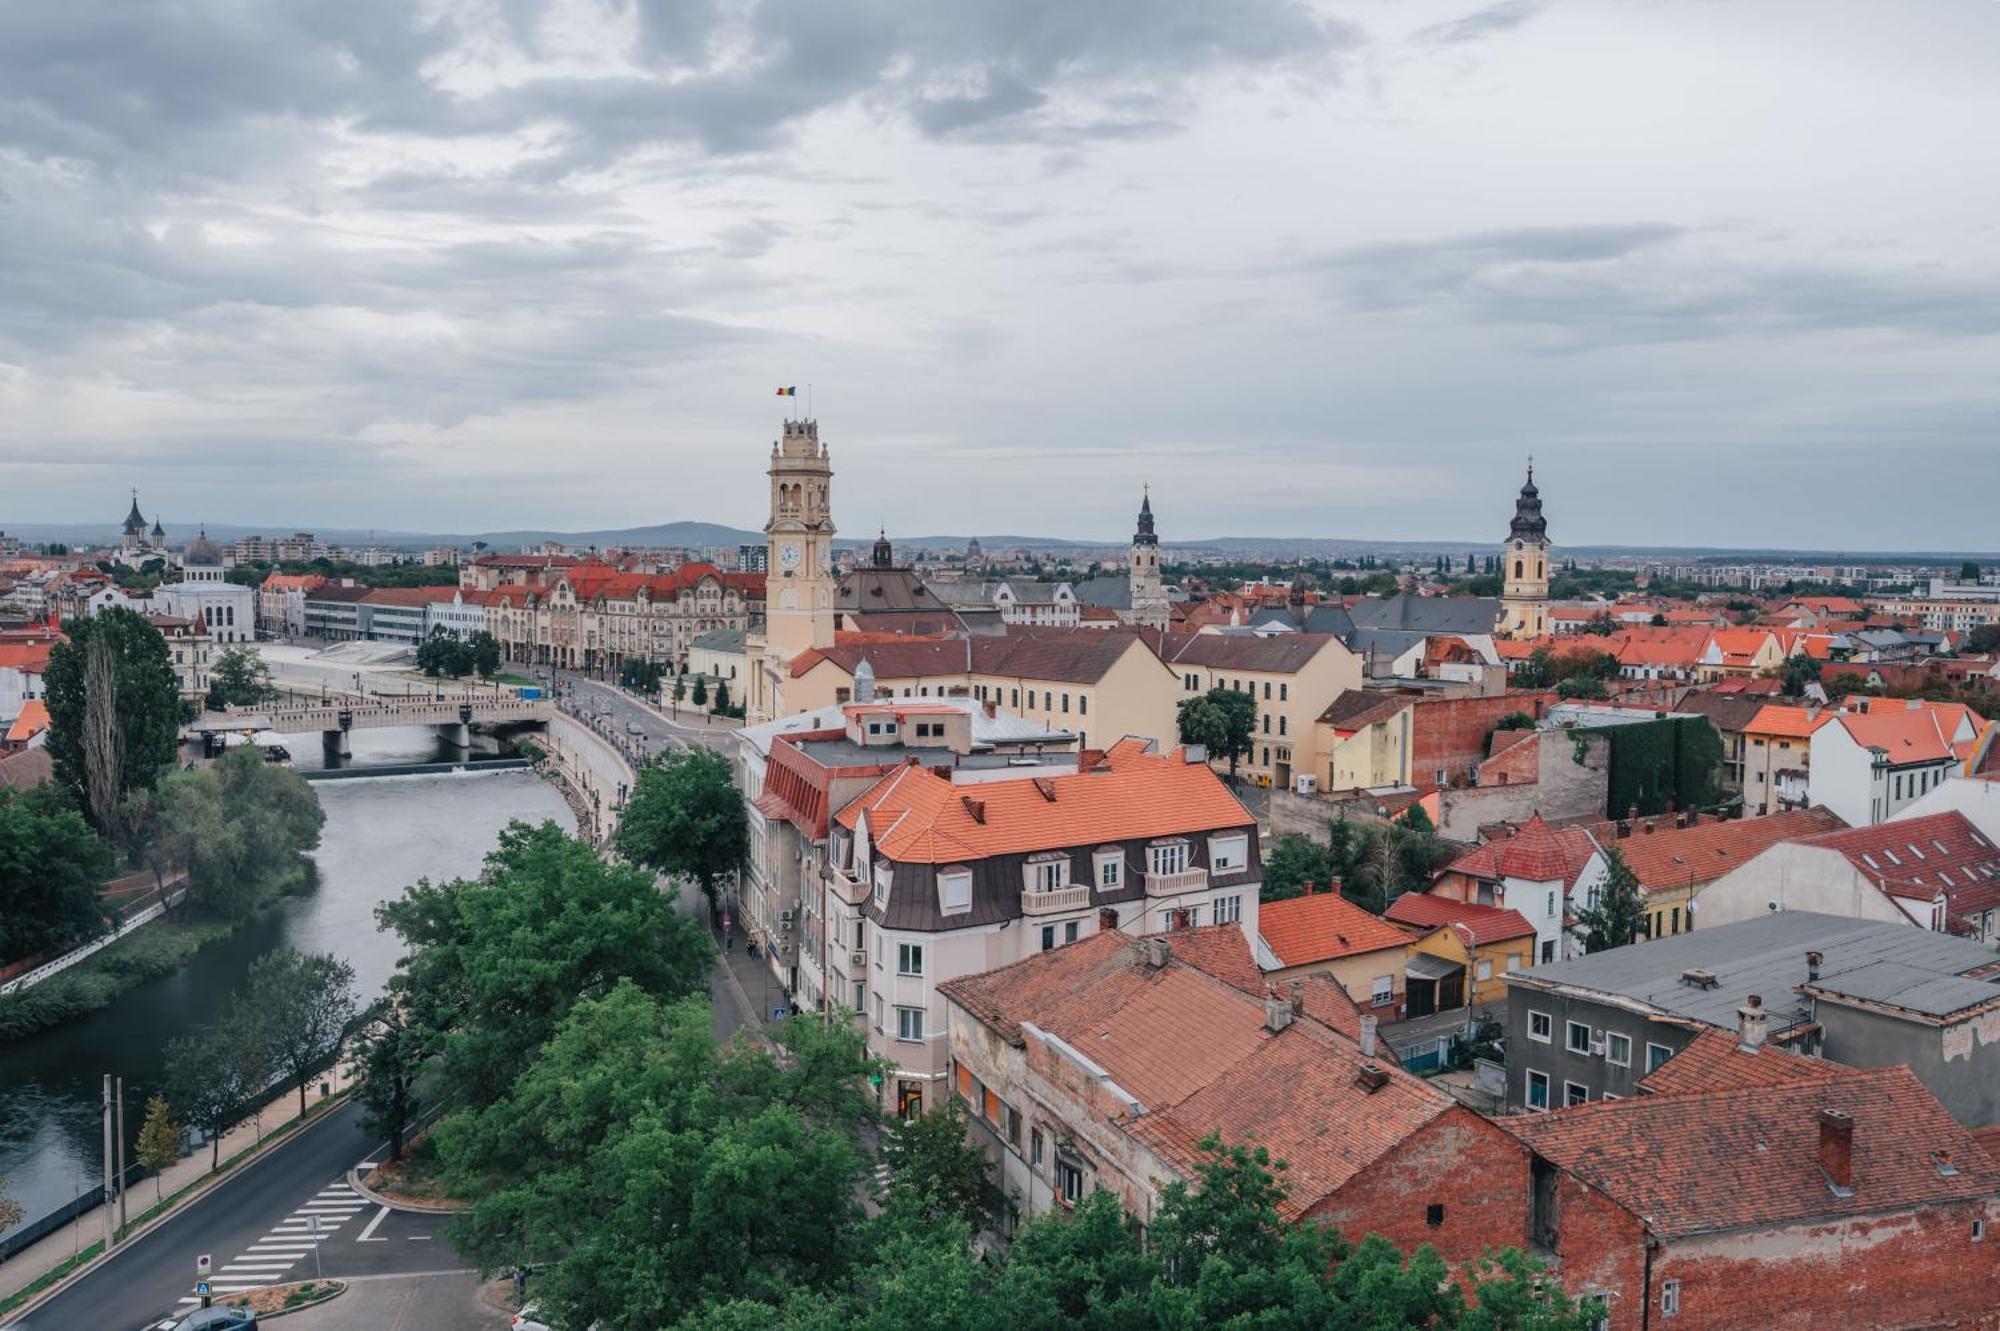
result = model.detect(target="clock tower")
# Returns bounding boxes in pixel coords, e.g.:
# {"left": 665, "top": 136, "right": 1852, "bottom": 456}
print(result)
{"left": 748, "top": 418, "right": 836, "bottom": 723}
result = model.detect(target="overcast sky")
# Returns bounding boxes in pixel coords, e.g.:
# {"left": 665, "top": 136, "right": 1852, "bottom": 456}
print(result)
{"left": 3, "top": 0, "right": 1997, "bottom": 548}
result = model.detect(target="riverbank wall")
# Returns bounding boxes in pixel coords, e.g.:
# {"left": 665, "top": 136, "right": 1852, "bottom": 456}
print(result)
{"left": 544, "top": 712, "right": 638, "bottom": 846}
{"left": 301, "top": 757, "right": 533, "bottom": 782}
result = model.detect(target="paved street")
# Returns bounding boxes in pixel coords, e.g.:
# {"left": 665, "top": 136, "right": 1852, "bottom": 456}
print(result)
{"left": 550, "top": 668, "right": 737, "bottom": 766}
{"left": 6, "top": 1099, "right": 474, "bottom": 1331}
{"left": 270, "top": 1270, "right": 496, "bottom": 1331}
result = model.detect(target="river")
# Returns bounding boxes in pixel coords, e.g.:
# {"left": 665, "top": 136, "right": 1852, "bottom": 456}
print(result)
{"left": 0, "top": 727, "right": 575, "bottom": 1244}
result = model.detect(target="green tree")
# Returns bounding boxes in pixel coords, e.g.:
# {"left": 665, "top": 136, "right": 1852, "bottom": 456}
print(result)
{"left": 1960, "top": 561, "right": 1981, "bottom": 583}
{"left": 691, "top": 676, "right": 710, "bottom": 706}
{"left": 673, "top": 673, "right": 687, "bottom": 703}
{"left": 378, "top": 820, "right": 710, "bottom": 1107}
{"left": 0, "top": 786, "right": 116, "bottom": 961}
{"left": 614, "top": 748, "right": 747, "bottom": 914}
{"left": 1493, "top": 711, "right": 1535, "bottom": 731}
{"left": 466, "top": 630, "right": 502, "bottom": 679}
{"left": 1556, "top": 674, "right": 1608, "bottom": 700}
{"left": 165, "top": 1009, "right": 266, "bottom": 1169}
{"left": 349, "top": 997, "right": 426, "bottom": 1161}
{"left": 1779, "top": 653, "right": 1822, "bottom": 698}
{"left": 1571, "top": 845, "right": 1647, "bottom": 954}
{"left": 713, "top": 680, "right": 732, "bottom": 714}
{"left": 245, "top": 947, "right": 359, "bottom": 1118}
{"left": 42, "top": 607, "right": 181, "bottom": 832}
{"left": 135, "top": 1093, "right": 181, "bottom": 1203}
{"left": 879, "top": 1099, "right": 999, "bottom": 1232}
{"left": 435, "top": 983, "right": 874, "bottom": 1331}
{"left": 1259, "top": 834, "right": 1331, "bottom": 902}
{"left": 155, "top": 747, "right": 325, "bottom": 922}
{"left": 1968, "top": 624, "right": 2000, "bottom": 655}
{"left": 417, "top": 628, "right": 472, "bottom": 678}
{"left": 1175, "top": 687, "right": 1256, "bottom": 780}
{"left": 207, "top": 646, "right": 277, "bottom": 710}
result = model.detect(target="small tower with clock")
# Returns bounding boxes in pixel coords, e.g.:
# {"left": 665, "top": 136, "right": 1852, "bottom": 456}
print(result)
{"left": 762, "top": 416, "right": 837, "bottom": 667}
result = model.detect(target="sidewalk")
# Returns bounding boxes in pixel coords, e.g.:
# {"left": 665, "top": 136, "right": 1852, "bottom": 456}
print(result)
{"left": 0, "top": 1063, "right": 357, "bottom": 1305}
{"left": 707, "top": 919, "right": 781, "bottom": 1047}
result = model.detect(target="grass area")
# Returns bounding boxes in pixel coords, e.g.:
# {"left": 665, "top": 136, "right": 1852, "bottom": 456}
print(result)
{"left": 0, "top": 1243, "right": 104, "bottom": 1318}
{"left": 0, "top": 919, "right": 234, "bottom": 1043}
{"left": 494, "top": 672, "right": 539, "bottom": 687}
{"left": 221, "top": 1278, "right": 346, "bottom": 1315}
{"left": 364, "top": 1135, "right": 462, "bottom": 1207}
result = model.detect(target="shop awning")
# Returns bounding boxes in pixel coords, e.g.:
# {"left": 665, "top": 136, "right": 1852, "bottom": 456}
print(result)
{"left": 1405, "top": 953, "right": 1464, "bottom": 982}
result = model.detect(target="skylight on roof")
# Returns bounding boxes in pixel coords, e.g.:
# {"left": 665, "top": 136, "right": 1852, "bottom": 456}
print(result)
{"left": 1909, "top": 843, "right": 1925, "bottom": 860}
{"left": 1862, "top": 854, "right": 1879, "bottom": 869}
{"left": 1883, "top": 849, "right": 1902, "bottom": 865}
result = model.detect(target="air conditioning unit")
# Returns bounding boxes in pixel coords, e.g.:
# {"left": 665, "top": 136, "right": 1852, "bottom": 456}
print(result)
{"left": 779, "top": 910, "right": 794, "bottom": 924}
{"left": 1589, "top": 1036, "right": 1608, "bottom": 1057}
{"left": 850, "top": 949, "right": 868, "bottom": 967}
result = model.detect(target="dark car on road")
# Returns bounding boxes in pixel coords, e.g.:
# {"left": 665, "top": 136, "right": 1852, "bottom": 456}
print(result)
{"left": 171, "top": 1306, "right": 258, "bottom": 1330}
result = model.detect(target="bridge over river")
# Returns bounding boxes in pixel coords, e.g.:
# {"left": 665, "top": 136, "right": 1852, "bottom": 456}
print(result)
{"left": 188, "top": 694, "right": 553, "bottom": 756}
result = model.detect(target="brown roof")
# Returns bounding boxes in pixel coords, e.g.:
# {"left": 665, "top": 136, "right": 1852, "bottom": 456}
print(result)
{"left": 1595, "top": 807, "right": 1847, "bottom": 891}
{"left": 1385, "top": 892, "right": 1535, "bottom": 945}
{"left": 1504, "top": 1065, "right": 1999, "bottom": 1237}
{"left": 1444, "top": 814, "right": 1598, "bottom": 890}
{"left": 795, "top": 630, "right": 1161, "bottom": 687}
{"left": 359, "top": 586, "right": 460, "bottom": 606}
{"left": 1797, "top": 812, "right": 2000, "bottom": 918}
{"left": 1318, "top": 689, "right": 1416, "bottom": 731}
{"left": 1259, "top": 890, "right": 1413, "bottom": 967}
{"left": 1637, "top": 1028, "right": 1844, "bottom": 1095}
{"left": 0, "top": 746, "right": 53, "bottom": 791}
{"left": 1160, "top": 632, "right": 1347, "bottom": 674}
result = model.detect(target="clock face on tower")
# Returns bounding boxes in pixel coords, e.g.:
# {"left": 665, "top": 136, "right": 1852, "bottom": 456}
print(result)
{"left": 779, "top": 543, "right": 801, "bottom": 570}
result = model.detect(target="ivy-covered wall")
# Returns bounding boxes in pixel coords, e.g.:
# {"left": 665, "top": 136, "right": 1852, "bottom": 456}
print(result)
{"left": 1603, "top": 715, "right": 1723, "bottom": 818}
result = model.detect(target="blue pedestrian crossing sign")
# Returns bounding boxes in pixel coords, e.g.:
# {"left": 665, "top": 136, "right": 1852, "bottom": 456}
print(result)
{"left": 195, "top": 1281, "right": 211, "bottom": 1296}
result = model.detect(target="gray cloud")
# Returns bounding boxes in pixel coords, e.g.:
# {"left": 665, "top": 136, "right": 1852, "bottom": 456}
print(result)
{"left": 1413, "top": 1, "right": 1552, "bottom": 47}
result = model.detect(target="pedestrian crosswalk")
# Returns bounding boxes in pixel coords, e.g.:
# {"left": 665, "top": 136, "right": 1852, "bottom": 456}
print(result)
{"left": 149, "top": 1180, "right": 368, "bottom": 1326}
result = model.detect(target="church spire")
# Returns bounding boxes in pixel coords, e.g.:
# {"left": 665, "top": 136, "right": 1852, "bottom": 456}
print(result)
{"left": 1509, "top": 460, "right": 1548, "bottom": 541}
{"left": 1134, "top": 485, "right": 1157, "bottom": 547}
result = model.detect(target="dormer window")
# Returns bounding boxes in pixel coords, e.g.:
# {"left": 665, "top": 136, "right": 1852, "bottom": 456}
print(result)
{"left": 1148, "top": 839, "right": 1190, "bottom": 876}
{"left": 873, "top": 861, "right": 893, "bottom": 908}
{"left": 938, "top": 867, "right": 973, "bottom": 914}
{"left": 1207, "top": 833, "right": 1248, "bottom": 873}
{"left": 1094, "top": 848, "right": 1123, "bottom": 890}
{"left": 1025, "top": 852, "right": 1069, "bottom": 894}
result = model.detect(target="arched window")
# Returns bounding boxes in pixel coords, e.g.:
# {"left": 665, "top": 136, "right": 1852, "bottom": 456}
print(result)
{"left": 1514, "top": 559, "right": 1523, "bottom": 579}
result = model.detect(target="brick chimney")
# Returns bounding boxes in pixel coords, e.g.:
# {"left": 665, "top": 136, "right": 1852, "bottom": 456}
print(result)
{"left": 1818, "top": 1108, "right": 1854, "bottom": 1191}
{"left": 1355, "top": 1062, "right": 1389, "bottom": 1094}
{"left": 1098, "top": 907, "right": 1119, "bottom": 933}
{"left": 1288, "top": 978, "right": 1307, "bottom": 1019}
{"left": 1359, "top": 1014, "right": 1379, "bottom": 1058}
{"left": 1806, "top": 950, "right": 1823, "bottom": 983}
{"left": 1737, "top": 994, "right": 1767, "bottom": 1053}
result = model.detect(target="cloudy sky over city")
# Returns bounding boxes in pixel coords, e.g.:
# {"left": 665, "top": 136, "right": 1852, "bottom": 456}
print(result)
{"left": 3, "top": 0, "right": 1997, "bottom": 548}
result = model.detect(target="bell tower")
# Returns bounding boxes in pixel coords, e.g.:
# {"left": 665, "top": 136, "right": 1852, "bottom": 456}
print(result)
{"left": 1128, "top": 486, "right": 1169, "bottom": 630}
{"left": 759, "top": 416, "right": 836, "bottom": 689}
{"left": 1499, "top": 459, "right": 1551, "bottom": 639}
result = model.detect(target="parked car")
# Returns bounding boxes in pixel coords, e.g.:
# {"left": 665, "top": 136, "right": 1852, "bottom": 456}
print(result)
{"left": 627, "top": 722, "right": 644, "bottom": 735}
{"left": 172, "top": 1308, "right": 257, "bottom": 1331}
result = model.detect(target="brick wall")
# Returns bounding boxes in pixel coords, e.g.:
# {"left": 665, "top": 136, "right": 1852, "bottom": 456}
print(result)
{"left": 1410, "top": 691, "right": 1558, "bottom": 788}
{"left": 1435, "top": 730, "right": 1609, "bottom": 840}
{"left": 1302, "top": 1107, "right": 1532, "bottom": 1263}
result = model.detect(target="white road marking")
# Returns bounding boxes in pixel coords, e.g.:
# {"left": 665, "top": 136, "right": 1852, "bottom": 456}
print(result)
{"left": 355, "top": 1203, "right": 392, "bottom": 1242}
{"left": 407, "top": 1233, "right": 432, "bottom": 1240}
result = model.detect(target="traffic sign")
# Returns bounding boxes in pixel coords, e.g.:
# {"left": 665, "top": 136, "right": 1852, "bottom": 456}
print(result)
{"left": 196, "top": 1254, "right": 211, "bottom": 1276}
{"left": 195, "top": 1281, "right": 211, "bottom": 1296}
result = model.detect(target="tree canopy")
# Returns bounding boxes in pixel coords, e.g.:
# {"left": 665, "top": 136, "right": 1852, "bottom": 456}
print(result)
{"left": 155, "top": 746, "right": 325, "bottom": 922}
{"left": 1259, "top": 833, "right": 1331, "bottom": 902}
{"left": 42, "top": 607, "right": 182, "bottom": 831}
{"left": 613, "top": 747, "right": 747, "bottom": 913}
{"left": 208, "top": 646, "right": 277, "bottom": 710}
{"left": 1571, "top": 845, "right": 1646, "bottom": 954}
{"left": 0, "top": 786, "right": 116, "bottom": 962}
{"left": 1175, "top": 687, "right": 1256, "bottom": 779}
{"left": 245, "top": 947, "right": 359, "bottom": 1117}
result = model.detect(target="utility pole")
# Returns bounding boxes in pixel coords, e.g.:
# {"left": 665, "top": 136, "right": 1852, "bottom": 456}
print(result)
{"left": 101, "top": 1074, "right": 115, "bottom": 1251}
{"left": 116, "top": 1077, "right": 128, "bottom": 1233}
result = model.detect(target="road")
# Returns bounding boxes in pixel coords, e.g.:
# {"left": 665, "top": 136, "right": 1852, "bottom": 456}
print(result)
{"left": 7, "top": 1099, "right": 472, "bottom": 1331}
{"left": 549, "top": 669, "right": 737, "bottom": 767}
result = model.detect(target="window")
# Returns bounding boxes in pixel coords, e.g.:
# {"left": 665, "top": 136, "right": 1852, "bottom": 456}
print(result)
{"left": 1150, "top": 841, "right": 1189, "bottom": 876}
{"left": 1541, "top": 938, "right": 1557, "bottom": 964}
{"left": 1209, "top": 833, "right": 1248, "bottom": 872}
{"left": 1526, "top": 1069, "right": 1550, "bottom": 1110}
{"left": 1371, "top": 975, "right": 1395, "bottom": 1007}
{"left": 1060, "top": 693, "right": 1069, "bottom": 713}
{"left": 1040, "top": 924, "right": 1056, "bottom": 951}
{"left": 1064, "top": 920, "right": 1080, "bottom": 944}
{"left": 1661, "top": 1279, "right": 1680, "bottom": 1318}
{"left": 1215, "top": 894, "right": 1242, "bottom": 925}
{"left": 1078, "top": 695, "right": 1088, "bottom": 715}
{"left": 1567, "top": 1021, "right": 1593, "bottom": 1055}
{"left": 1005, "top": 1104, "right": 1023, "bottom": 1149}
{"left": 1095, "top": 850, "right": 1123, "bottom": 889}
{"left": 897, "top": 943, "right": 923, "bottom": 976}
{"left": 1056, "top": 1160, "right": 1085, "bottom": 1206}
{"left": 1262, "top": 714, "right": 1270, "bottom": 734}
{"left": 1528, "top": 1011, "right": 1553, "bottom": 1043}
{"left": 1425, "top": 1203, "right": 1445, "bottom": 1228}
{"left": 895, "top": 1006, "right": 925, "bottom": 1042}
{"left": 1029, "top": 858, "right": 1069, "bottom": 892}
{"left": 1547, "top": 890, "right": 1557, "bottom": 917}
{"left": 938, "top": 869, "right": 972, "bottom": 915}
{"left": 1031, "top": 1128, "right": 1045, "bottom": 1168}
{"left": 1279, "top": 682, "right": 1288, "bottom": 701}
{"left": 852, "top": 981, "right": 865, "bottom": 1011}
{"left": 1605, "top": 1032, "right": 1631, "bottom": 1067}
{"left": 1564, "top": 1081, "right": 1589, "bottom": 1107}
{"left": 1476, "top": 959, "right": 1493, "bottom": 981}
{"left": 1974, "top": 1219, "right": 1986, "bottom": 1242}
{"left": 1647, "top": 1042, "right": 1673, "bottom": 1073}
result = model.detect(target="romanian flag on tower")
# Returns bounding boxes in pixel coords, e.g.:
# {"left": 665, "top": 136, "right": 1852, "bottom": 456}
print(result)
{"left": 775, "top": 386, "right": 796, "bottom": 396}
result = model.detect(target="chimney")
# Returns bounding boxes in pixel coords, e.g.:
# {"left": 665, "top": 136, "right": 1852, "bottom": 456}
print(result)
{"left": 1288, "top": 978, "right": 1307, "bottom": 1019}
{"left": 1098, "top": 907, "right": 1119, "bottom": 932}
{"left": 983, "top": 699, "right": 997, "bottom": 719}
{"left": 1806, "top": 950, "right": 1823, "bottom": 983}
{"left": 1359, "top": 1014, "right": 1379, "bottom": 1058}
{"left": 1687, "top": 809, "right": 1700, "bottom": 828}
{"left": 1627, "top": 803, "right": 1641, "bottom": 823}
{"left": 1264, "top": 994, "right": 1296, "bottom": 1034}
{"left": 1616, "top": 819, "right": 1631, "bottom": 839}
{"left": 1818, "top": 1108, "right": 1854, "bottom": 1192}
{"left": 1643, "top": 819, "right": 1656, "bottom": 835}
{"left": 1355, "top": 1062, "right": 1389, "bottom": 1094}
{"left": 1144, "top": 936, "right": 1171, "bottom": 970}
{"left": 1674, "top": 811, "right": 1688, "bottom": 830}
{"left": 1737, "top": 994, "right": 1768, "bottom": 1053}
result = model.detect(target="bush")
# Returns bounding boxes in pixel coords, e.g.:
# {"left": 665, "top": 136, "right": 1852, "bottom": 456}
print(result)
{"left": 0, "top": 921, "right": 230, "bottom": 1043}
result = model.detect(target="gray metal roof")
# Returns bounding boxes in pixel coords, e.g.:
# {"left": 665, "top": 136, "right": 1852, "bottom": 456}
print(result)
{"left": 1802, "top": 960, "right": 2000, "bottom": 1018}
{"left": 1347, "top": 593, "right": 1499, "bottom": 635}
{"left": 1505, "top": 910, "right": 2000, "bottom": 1034}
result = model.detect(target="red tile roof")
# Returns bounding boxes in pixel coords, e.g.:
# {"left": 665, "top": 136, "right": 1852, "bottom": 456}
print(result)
{"left": 0, "top": 642, "right": 57, "bottom": 673}
{"left": 1504, "top": 1066, "right": 1998, "bottom": 1237}
{"left": 1384, "top": 892, "right": 1535, "bottom": 945}
{"left": 1637, "top": 1028, "right": 1843, "bottom": 1095}
{"left": 1444, "top": 814, "right": 1597, "bottom": 889}
{"left": 1258, "top": 890, "right": 1413, "bottom": 968}
{"left": 836, "top": 743, "right": 1250, "bottom": 863}
{"left": 1829, "top": 699, "right": 1983, "bottom": 767}
{"left": 1591, "top": 807, "right": 1846, "bottom": 891}
{"left": 5, "top": 700, "right": 49, "bottom": 745}
{"left": 1798, "top": 812, "right": 2000, "bottom": 919}
{"left": 1745, "top": 704, "right": 1835, "bottom": 740}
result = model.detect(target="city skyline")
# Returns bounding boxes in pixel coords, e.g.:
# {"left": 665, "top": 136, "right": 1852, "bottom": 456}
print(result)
{"left": 4, "top": 1, "right": 1998, "bottom": 545}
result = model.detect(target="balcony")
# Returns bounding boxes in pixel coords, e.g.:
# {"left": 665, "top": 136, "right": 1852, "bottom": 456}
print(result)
{"left": 824, "top": 866, "right": 871, "bottom": 908}
{"left": 1144, "top": 867, "right": 1210, "bottom": 897}
{"left": 1021, "top": 884, "right": 1092, "bottom": 916}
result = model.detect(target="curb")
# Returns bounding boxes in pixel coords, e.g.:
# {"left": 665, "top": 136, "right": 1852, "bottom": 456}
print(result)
{"left": 0, "top": 1093, "right": 356, "bottom": 1327}
{"left": 232, "top": 1278, "right": 347, "bottom": 1322}
{"left": 346, "top": 1162, "right": 470, "bottom": 1216}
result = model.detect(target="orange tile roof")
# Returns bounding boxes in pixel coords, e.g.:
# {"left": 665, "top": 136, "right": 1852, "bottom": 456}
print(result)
{"left": 941, "top": 928, "right": 1433, "bottom": 1219}
{"left": 5, "top": 700, "right": 49, "bottom": 745}
{"left": 836, "top": 743, "right": 1249, "bottom": 863}
{"left": 0, "top": 642, "right": 56, "bottom": 673}
{"left": 1503, "top": 1065, "right": 1997, "bottom": 1237}
{"left": 1385, "top": 892, "right": 1534, "bottom": 945}
{"left": 1830, "top": 699, "right": 1982, "bottom": 766}
{"left": 1443, "top": 813, "right": 1597, "bottom": 889}
{"left": 260, "top": 573, "right": 327, "bottom": 592}
{"left": 1592, "top": 807, "right": 1846, "bottom": 891}
{"left": 1745, "top": 704, "right": 1835, "bottom": 740}
{"left": 1258, "top": 891, "right": 1413, "bottom": 967}
{"left": 1797, "top": 812, "right": 2000, "bottom": 916}
{"left": 1637, "top": 1028, "right": 1843, "bottom": 1095}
